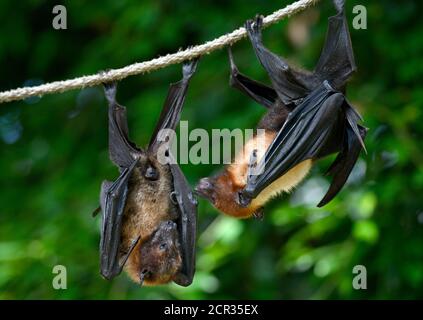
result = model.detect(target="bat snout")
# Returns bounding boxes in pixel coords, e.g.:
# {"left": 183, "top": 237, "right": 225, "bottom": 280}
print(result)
{"left": 195, "top": 178, "right": 215, "bottom": 203}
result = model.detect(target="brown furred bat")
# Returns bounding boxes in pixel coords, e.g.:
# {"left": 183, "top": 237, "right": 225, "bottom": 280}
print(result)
{"left": 196, "top": 0, "right": 367, "bottom": 219}
{"left": 95, "top": 60, "right": 198, "bottom": 286}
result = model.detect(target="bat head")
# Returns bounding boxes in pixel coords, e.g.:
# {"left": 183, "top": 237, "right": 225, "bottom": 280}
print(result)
{"left": 195, "top": 174, "right": 256, "bottom": 218}
{"left": 137, "top": 220, "right": 182, "bottom": 286}
{"left": 134, "top": 153, "right": 167, "bottom": 185}
{"left": 195, "top": 177, "right": 217, "bottom": 203}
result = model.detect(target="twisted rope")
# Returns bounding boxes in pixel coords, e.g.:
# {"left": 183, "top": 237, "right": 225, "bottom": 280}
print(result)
{"left": 0, "top": 0, "right": 319, "bottom": 104}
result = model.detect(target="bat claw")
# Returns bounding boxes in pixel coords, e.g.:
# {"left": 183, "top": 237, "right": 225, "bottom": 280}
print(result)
{"left": 333, "top": 0, "right": 345, "bottom": 14}
{"left": 188, "top": 192, "right": 198, "bottom": 206}
{"left": 182, "top": 59, "right": 199, "bottom": 80}
{"left": 228, "top": 47, "right": 238, "bottom": 74}
{"left": 253, "top": 208, "right": 264, "bottom": 220}
{"left": 92, "top": 206, "right": 101, "bottom": 217}
{"left": 245, "top": 15, "right": 263, "bottom": 42}
{"left": 254, "top": 15, "right": 264, "bottom": 29}
{"left": 102, "top": 81, "right": 117, "bottom": 104}
{"left": 139, "top": 269, "right": 149, "bottom": 286}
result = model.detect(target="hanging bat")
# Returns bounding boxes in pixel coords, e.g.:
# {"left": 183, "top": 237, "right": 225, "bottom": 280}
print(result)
{"left": 195, "top": 0, "right": 367, "bottom": 219}
{"left": 95, "top": 60, "right": 198, "bottom": 286}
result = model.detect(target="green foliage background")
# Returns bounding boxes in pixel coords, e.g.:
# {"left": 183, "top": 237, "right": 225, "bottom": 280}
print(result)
{"left": 0, "top": 0, "right": 422, "bottom": 299}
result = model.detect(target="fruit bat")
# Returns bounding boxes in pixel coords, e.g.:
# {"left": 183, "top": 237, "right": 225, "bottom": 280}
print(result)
{"left": 95, "top": 60, "right": 198, "bottom": 286}
{"left": 195, "top": 0, "right": 367, "bottom": 219}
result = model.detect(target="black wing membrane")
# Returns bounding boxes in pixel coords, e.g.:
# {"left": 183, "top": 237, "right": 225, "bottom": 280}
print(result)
{"left": 240, "top": 82, "right": 365, "bottom": 207}
{"left": 245, "top": 0, "right": 354, "bottom": 106}
{"left": 240, "top": 82, "right": 343, "bottom": 202}
{"left": 318, "top": 122, "right": 367, "bottom": 207}
{"left": 104, "top": 83, "right": 143, "bottom": 169}
{"left": 148, "top": 60, "right": 198, "bottom": 153}
{"left": 99, "top": 160, "right": 139, "bottom": 279}
{"left": 99, "top": 83, "right": 143, "bottom": 279}
{"left": 314, "top": 0, "right": 356, "bottom": 89}
{"left": 170, "top": 163, "right": 198, "bottom": 286}
{"left": 228, "top": 47, "right": 277, "bottom": 109}
{"left": 245, "top": 16, "right": 319, "bottom": 106}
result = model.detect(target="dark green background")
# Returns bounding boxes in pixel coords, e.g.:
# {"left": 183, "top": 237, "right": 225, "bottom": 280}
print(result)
{"left": 0, "top": 0, "right": 422, "bottom": 299}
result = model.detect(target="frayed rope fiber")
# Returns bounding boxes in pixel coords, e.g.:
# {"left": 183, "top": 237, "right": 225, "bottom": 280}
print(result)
{"left": 0, "top": 0, "right": 319, "bottom": 104}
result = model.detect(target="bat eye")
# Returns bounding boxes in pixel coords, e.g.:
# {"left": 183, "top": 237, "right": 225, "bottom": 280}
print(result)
{"left": 159, "top": 243, "right": 167, "bottom": 251}
{"left": 145, "top": 165, "right": 159, "bottom": 181}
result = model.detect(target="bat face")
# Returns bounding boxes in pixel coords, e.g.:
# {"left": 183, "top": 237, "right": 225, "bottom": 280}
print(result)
{"left": 196, "top": 175, "right": 253, "bottom": 218}
{"left": 125, "top": 221, "right": 182, "bottom": 286}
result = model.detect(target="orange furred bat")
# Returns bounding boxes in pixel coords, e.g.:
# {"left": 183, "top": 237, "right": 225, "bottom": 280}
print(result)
{"left": 196, "top": 97, "right": 312, "bottom": 219}
{"left": 196, "top": 1, "right": 366, "bottom": 219}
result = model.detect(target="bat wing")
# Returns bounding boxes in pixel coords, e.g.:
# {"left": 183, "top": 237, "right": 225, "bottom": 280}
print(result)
{"left": 170, "top": 162, "right": 198, "bottom": 286}
{"left": 99, "top": 83, "right": 143, "bottom": 279}
{"left": 245, "top": 16, "right": 319, "bottom": 106}
{"left": 228, "top": 47, "right": 277, "bottom": 109}
{"left": 314, "top": 0, "right": 356, "bottom": 89}
{"left": 318, "top": 121, "right": 367, "bottom": 206}
{"left": 104, "top": 82, "right": 143, "bottom": 169}
{"left": 240, "top": 82, "right": 366, "bottom": 207}
{"left": 148, "top": 59, "right": 198, "bottom": 153}
{"left": 99, "top": 159, "right": 140, "bottom": 279}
